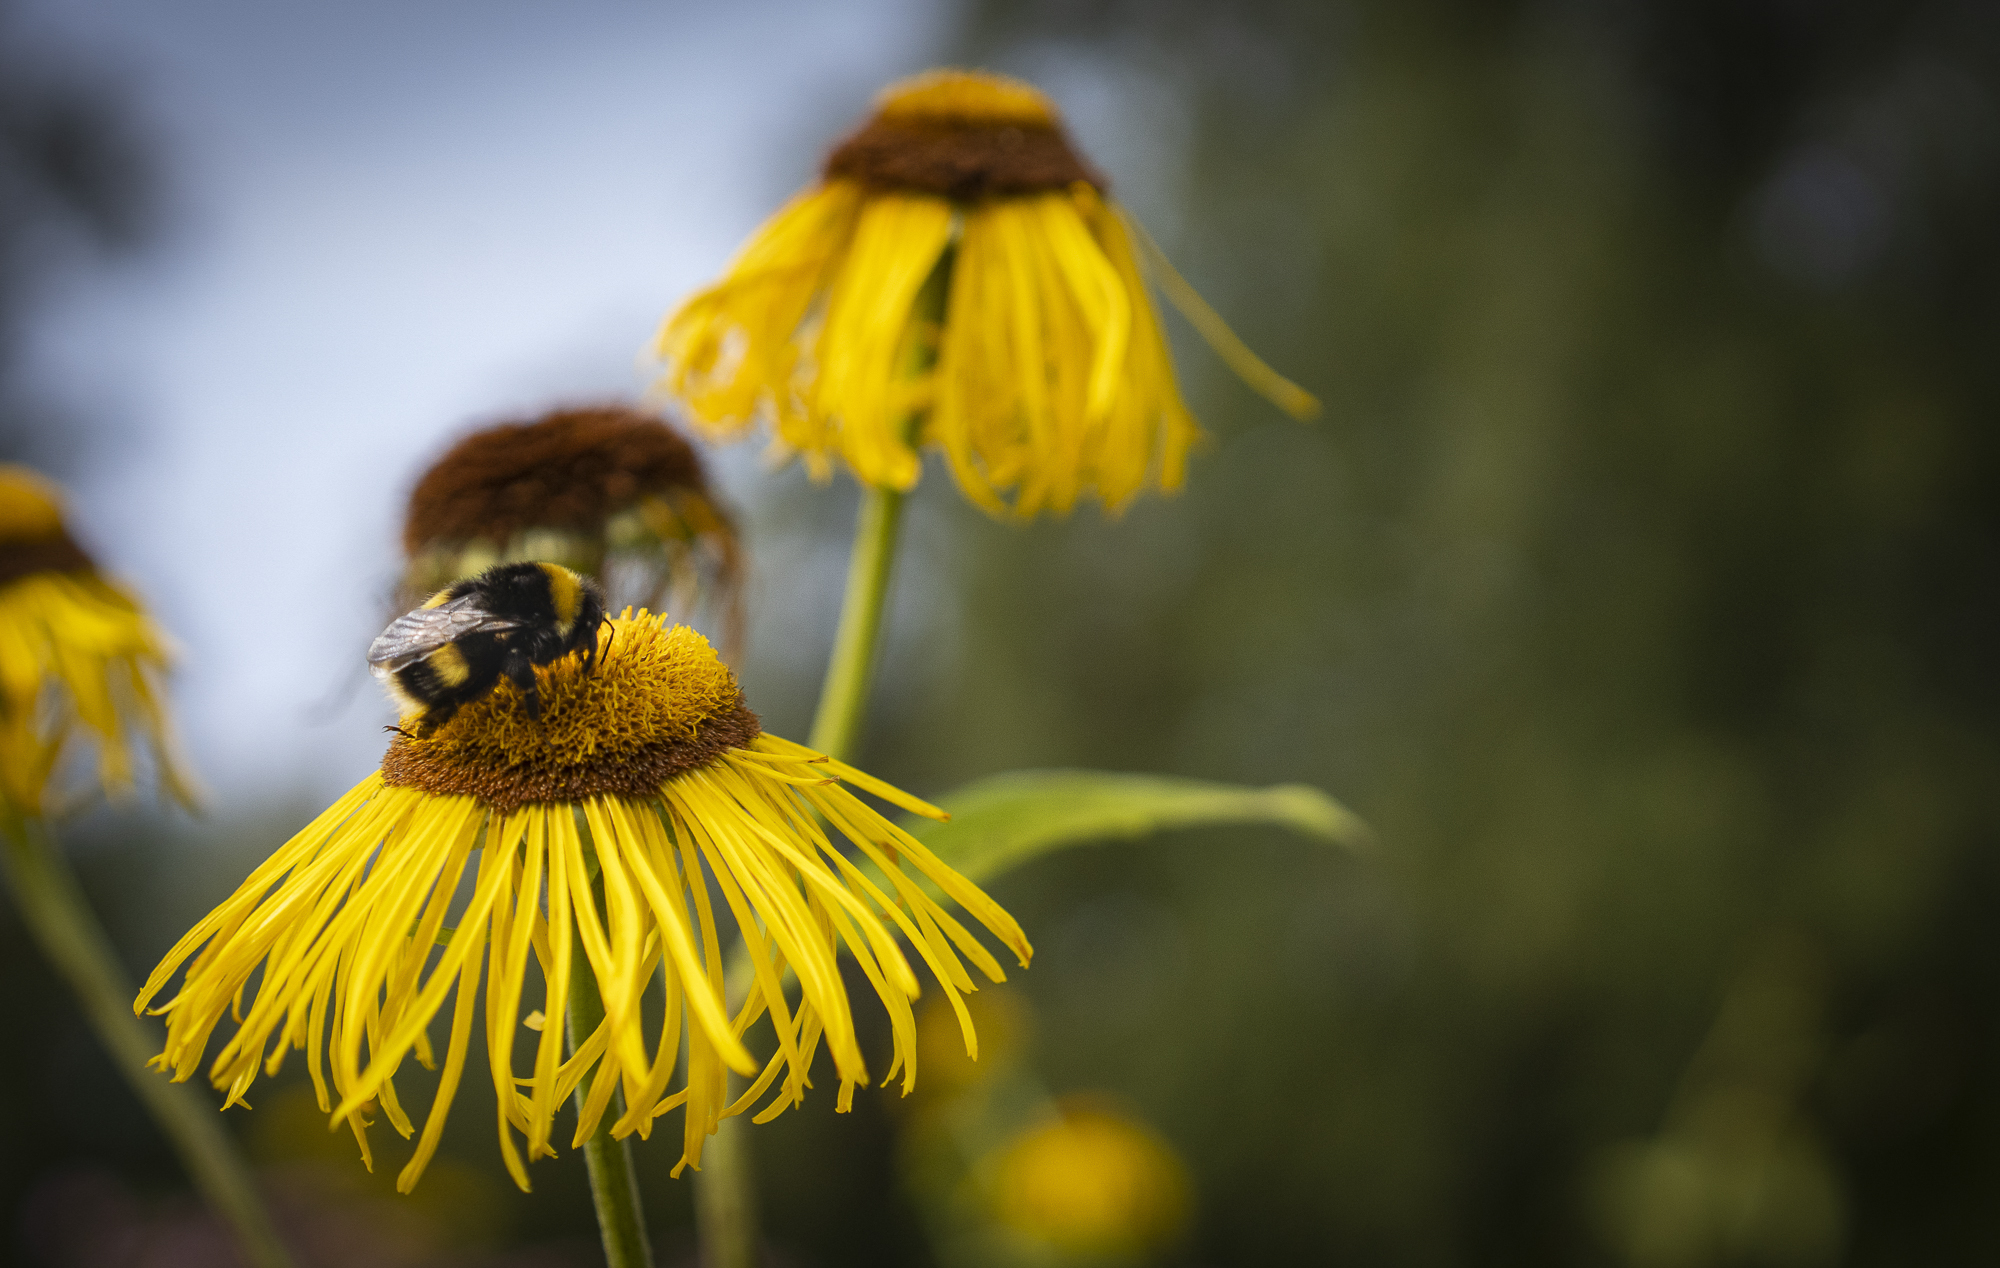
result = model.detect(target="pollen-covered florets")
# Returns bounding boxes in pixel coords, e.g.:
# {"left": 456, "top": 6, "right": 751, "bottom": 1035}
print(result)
{"left": 874, "top": 68, "right": 1060, "bottom": 128}
{"left": 380, "top": 611, "right": 756, "bottom": 809}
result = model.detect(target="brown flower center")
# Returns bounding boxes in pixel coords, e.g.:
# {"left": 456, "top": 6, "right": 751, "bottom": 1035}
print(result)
{"left": 403, "top": 405, "right": 711, "bottom": 556}
{"left": 0, "top": 531, "right": 95, "bottom": 587}
{"left": 0, "top": 466, "right": 96, "bottom": 585}
{"left": 823, "top": 69, "right": 1103, "bottom": 200}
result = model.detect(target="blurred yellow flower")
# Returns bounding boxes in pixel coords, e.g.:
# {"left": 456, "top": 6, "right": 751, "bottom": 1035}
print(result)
{"left": 0, "top": 465, "right": 194, "bottom": 816}
{"left": 912, "top": 982, "right": 1031, "bottom": 1102}
{"left": 988, "top": 1099, "right": 1192, "bottom": 1259}
{"left": 655, "top": 68, "right": 1316, "bottom": 518}
{"left": 137, "top": 611, "right": 1031, "bottom": 1192}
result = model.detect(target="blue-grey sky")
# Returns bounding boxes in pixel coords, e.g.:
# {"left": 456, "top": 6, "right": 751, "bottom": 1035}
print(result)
{"left": 15, "top": 0, "right": 960, "bottom": 801}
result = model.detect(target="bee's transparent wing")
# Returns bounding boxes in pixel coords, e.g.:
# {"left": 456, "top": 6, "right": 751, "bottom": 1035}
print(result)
{"left": 367, "top": 594, "right": 522, "bottom": 674}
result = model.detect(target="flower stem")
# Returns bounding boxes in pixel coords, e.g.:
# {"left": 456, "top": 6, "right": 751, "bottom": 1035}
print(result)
{"left": 0, "top": 814, "right": 296, "bottom": 1268}
{"left": 567, "top": 955, "right": 656, "bottom": 1268}
{"left": 695, "top": 947, "right": 761, "bottom": 1268}
{"left": 808, "top": 483, "right": 907, "bottom": 763}
{"left": 695, "top": 1110, "right": 759, "bottom": 1268}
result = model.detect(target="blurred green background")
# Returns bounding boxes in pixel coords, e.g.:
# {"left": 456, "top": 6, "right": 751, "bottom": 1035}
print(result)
{"left": 5, "top": 0, "right": 1999, "bottom": 1264}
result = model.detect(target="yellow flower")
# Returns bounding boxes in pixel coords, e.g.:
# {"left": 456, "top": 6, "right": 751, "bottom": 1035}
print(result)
{"left": 0, "top": 465, "right": 195, "bottom": 816}
{"left": 136, "top": 611, "right": 1031, "bottom": 1193}
{"left": 911, "top": 982, "right": 1031, "bottom": 1102}
{"left": 401, "top": 404, "right": 744, "bottom": 657}
{"left": 987, "top": 1100, "right": 1192, "bottom": 1259}
{"left": 654, "top": 68, "right": 1316, "bottom": 518}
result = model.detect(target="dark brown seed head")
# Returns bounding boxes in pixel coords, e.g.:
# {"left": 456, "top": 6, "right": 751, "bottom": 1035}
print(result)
{"left": 0, "top": 466, "right": 96, "bottom": 585}
{"left": 402, "top": 404, "right": 714, "bottom": 555}
{"left": 822, "top": 68, "right": 1104, "bottom": 201}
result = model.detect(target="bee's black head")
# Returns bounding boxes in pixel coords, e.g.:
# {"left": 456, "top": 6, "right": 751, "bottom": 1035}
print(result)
{"left": 569, "top": 576, "right": 609, "bottom": 661}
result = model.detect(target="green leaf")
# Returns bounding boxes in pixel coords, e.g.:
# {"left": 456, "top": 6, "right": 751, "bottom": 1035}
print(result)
{"left": 905, "top": 769, "right": 1372, "bottom": 885}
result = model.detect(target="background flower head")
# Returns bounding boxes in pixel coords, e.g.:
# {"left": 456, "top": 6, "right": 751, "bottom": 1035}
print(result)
{"left": 654, "top": 68, "right": 1315, "bottom": 519}
{"left": 0, "top": 465, "right": 195, "bottom": 816}
{"left": 400, "top": 405, "right": 744, "bottom": 657}
{"left": 986, "top": 1099, "right": 1192, "bottom": 1262}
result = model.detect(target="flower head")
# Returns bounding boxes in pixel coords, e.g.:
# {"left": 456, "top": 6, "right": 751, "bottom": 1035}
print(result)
{"left": 137, "top": 610, "right": 1030, "bottom": 1192}
{"left": 0, "top": 465, "right": 194, "bottom": 815}
{"left": 402, "top": 405, "right": 743, "bottom": 655}
{"left": 987, "top": 1100, "right": 1191, "bottom": 1260}
{"left": 654, "top": 68, "right": 1316, "bottom": 518}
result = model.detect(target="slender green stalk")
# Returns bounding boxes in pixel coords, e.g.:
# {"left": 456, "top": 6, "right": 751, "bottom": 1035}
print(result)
{"left": 696, "top": 942, "right": 761, "bottom": 1268}
{"left": 567, "top": 947, "right": 656, "bottom": 1268}
{"left": 695, "top": 1111, "right": 759, "bottom": 1268}
{"left": 0, "top": 814, "right": 295, "bottom": 1268}
{"left": 808, "top": 484, "right": 907, "bottom": 762}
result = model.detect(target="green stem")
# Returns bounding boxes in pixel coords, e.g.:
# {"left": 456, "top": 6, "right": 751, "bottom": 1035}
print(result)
{"left": 695, "top": 1111, "right": 759, "bottom": 1268}
{"left": 567, "top": 952, "right": 656, "bottom": 1268}
{"left": 696, "top": 943, "right": 761, "bottom": 1268}
{"left": 0, "top": 814, "right": 295, "bottom": 1268}
{"left": 808, "top": 484, "right": 907, "bottom": 763}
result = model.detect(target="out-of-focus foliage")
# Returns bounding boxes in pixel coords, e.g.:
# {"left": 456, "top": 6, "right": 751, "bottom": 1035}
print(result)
{"left": 826, "top": 1, "right": 2000, "bottom": 1265}
{"left": 911, "top": 769, "right": 1368, "bottom": 885}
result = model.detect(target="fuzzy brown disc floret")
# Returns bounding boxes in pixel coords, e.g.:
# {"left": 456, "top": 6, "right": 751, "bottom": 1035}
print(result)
{"left": 823, "top": 68, "right": 1103, "bottom": 200}
{"left": 403, "top": 405, "right": 713, "bottom": 555}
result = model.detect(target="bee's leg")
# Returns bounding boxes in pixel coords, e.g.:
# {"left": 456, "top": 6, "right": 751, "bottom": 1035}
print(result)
{"left": 508, "top": 658, "right": 542, "bottom": 720}
{"left": 416, "top": 700, "right": 458, "bottom": 736}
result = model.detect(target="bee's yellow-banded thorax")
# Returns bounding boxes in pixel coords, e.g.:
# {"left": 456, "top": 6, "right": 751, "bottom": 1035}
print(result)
{"left": 540, "top": 561, "right": 583, "bottom": 635}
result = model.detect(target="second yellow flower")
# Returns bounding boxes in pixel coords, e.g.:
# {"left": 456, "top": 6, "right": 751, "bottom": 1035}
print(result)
{"left": 655, "top": 69, "right": 1316, "bottom": 518}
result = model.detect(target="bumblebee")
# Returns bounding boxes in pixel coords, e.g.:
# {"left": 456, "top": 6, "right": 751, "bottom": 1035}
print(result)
{"left": 368, "top": 561, "right": 607, "bottom": 732}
